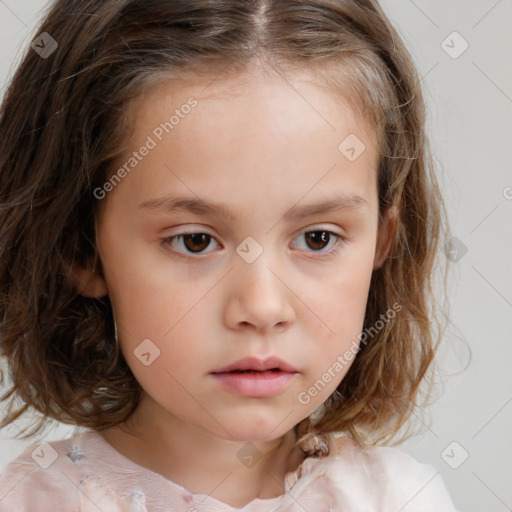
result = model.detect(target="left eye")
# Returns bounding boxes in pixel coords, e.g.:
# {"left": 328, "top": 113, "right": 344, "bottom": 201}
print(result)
{"left": 162, "top": 229, "right": 344, "bottom": 258}
{"left": 292, "top": 230, "right": 343, "bottom": 253}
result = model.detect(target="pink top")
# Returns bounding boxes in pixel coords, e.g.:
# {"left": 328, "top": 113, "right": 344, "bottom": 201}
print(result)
{"left": 0, "top": 429, "right": 456, "bottom": 511}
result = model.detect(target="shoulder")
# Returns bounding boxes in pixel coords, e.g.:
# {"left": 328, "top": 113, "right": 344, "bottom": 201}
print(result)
{"left": 328, "top": 434, "right": 438, "bottom": 479}
{"left": 0, "top": 431, "right": 154, "bottom": 512}
{"left": 315, "top": 434, "right": 457, "bottom": 512}
{"left": 0, "top": 434, "right": 84, "bottom": 511}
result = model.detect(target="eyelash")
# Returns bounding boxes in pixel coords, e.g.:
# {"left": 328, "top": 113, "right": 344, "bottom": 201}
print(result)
{"left": 161, "top": 228, "right": 346, "bottom": 261}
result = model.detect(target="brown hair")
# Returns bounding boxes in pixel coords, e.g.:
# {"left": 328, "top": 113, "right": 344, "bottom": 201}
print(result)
{"left": 0, "top": 0, "right": 452, "bottom": 447}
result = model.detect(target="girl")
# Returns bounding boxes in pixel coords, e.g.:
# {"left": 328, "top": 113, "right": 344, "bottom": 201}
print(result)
{"left": 0, "top": 0, "right": 456, "bottom": 510}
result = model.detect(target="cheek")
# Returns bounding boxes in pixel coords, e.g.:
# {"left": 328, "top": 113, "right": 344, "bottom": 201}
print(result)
{"left": 311, "top": 250, "right": 375, "bottom": 340}
{"left": 299, "top": 259, "right": 374, "bottom": 405}
{"left": 101, "top": 239, "right": 203, "bottom": 332}
{"left": 101, "top": 250, "right": 213, "bottom": 376}
{"left": 111, "top": 281, "right": 206, "bottom": 357}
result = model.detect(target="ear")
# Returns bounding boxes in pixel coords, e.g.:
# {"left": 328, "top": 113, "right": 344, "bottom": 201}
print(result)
{"left": 373, "top": 205, "right": 398, "bottom": 270}
{"left": 71, "top": 256, "right": 108, "bottom": 298}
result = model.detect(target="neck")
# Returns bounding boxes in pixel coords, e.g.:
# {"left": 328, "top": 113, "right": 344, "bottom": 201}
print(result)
{"left": 99, "top": 398, "right": 306, "bottom": 508}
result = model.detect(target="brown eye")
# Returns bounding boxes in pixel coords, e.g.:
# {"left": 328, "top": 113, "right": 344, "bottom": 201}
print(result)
{"left": 182, "top": 233, "right": 211, "bottom": 253}
{"left": 293, "top": 229, "right": 343, "bottom": 254}
{"left": 162, "top": 228, "right": 344, "bottom": 260}
{"left": 304, "top": 231, "right": 332, "bottom": 251}
{"left": 163, "top": 232, "right": 220, "bottom": 257}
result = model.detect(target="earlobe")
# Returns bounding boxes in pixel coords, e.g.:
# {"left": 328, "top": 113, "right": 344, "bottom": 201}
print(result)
{"left": 373, "top": 205, "right": 398, "bottom": 270}
{"left": 71, "top": 258, "right": 108, "bottom": 298}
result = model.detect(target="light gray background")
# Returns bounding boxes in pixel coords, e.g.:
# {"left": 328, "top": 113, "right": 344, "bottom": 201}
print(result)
{"left": 0, "top": 1, "right": 511, "bottom": 511}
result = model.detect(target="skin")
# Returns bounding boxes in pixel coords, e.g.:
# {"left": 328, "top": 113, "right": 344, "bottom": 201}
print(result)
{"left": 73, "top": 66, "right": 397, "bottom": 508}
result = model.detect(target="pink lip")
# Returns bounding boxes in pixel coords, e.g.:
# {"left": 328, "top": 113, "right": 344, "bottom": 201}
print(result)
{"left": 210, "top": 356, "right": 298, "bottom": 374}
{"left": 211, "top": 371, "right": 297, "bottom": 398}
{"left": 210, "top": 356, "right": 299, "bottom": 398}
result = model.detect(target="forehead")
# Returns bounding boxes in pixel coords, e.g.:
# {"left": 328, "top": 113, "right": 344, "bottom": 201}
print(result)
{"left": 132, "top": 68, "right": 375, "bottom": 141}
{"left": 102, "top": 69, "right": 380, "bottom": 222}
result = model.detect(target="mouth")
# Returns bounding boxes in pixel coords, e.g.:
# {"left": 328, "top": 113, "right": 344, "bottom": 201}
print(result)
{"left": 210, "top": 357, "right": 298, "bottom": 398}
{"left": 210, "top": 370, "right": 296, "bottom": 397}
{"left": 210, "top": 356, "right": 298, "bottom": 374}
{"left": 223, "top": 368, "right": 281, "bottom": 374}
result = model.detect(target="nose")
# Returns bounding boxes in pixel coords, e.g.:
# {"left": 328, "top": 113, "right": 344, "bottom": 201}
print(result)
{"left": 223, "top": 253, "right": 296, "bottom": 334}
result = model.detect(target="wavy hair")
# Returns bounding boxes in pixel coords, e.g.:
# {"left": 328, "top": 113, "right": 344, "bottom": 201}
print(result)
{"left": 0, "top": 0, "right": 452, "bottom": 447}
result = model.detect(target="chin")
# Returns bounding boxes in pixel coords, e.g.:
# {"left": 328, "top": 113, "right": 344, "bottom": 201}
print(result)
{"left": 214, "top": 413, "right": 296, "bottom": 443}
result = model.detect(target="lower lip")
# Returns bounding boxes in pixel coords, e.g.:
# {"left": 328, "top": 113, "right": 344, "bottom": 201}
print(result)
{"left": 210, "top": 371, "right": 297, "bottom": 397}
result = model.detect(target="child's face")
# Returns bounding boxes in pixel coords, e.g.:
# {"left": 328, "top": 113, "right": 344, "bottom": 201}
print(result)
{"left": 77, "top": 69, "right": 395, "bottom": 442}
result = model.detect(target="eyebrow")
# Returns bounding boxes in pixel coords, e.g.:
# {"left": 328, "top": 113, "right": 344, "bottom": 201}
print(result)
{"left": 138, "top": 193, "right": 368, "bottom": 221}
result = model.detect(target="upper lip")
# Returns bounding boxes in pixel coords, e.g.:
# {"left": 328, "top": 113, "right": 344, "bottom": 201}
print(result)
{"left": 211, "top": 356, "right": 298, "bottom": 374}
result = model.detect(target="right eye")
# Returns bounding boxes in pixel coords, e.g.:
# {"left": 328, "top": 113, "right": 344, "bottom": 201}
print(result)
{"left": 161, "top": 232, "right": 221, "bottom": 258}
